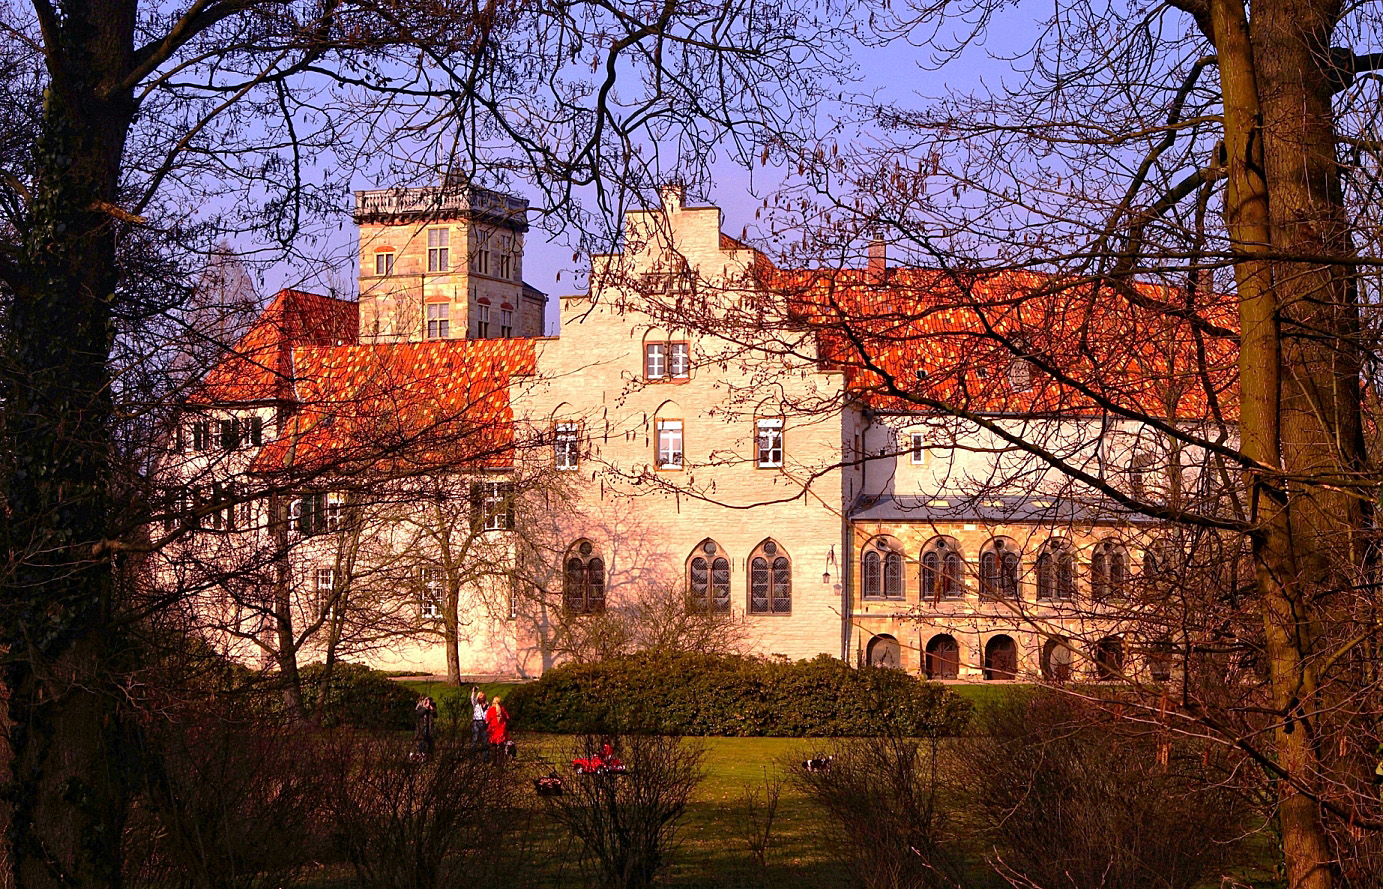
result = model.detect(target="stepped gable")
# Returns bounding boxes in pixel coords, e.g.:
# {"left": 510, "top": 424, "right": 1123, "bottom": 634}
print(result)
{"left": 250, "top": 337, "right": 537, "bottom": 476}
{"left": 189, "top": 289, "right": 358, "bottom": 405}
{"left": 775, "top": 265, "right": 1239, "bottom": 421}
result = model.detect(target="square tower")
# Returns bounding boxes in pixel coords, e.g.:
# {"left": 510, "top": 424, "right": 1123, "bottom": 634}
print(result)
{"left": 353, "top": 180, "right": 546, "bottom": 342}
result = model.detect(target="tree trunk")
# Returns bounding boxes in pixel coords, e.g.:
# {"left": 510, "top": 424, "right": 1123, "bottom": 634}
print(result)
{"left": 1, "top": 2, "right": 138, "bottom": 884}
{"left": 445, "top": 583, "right": 462, "bottom": 685}
{"left": 1211, "top": 0, "right": 1365, "bottom": 884}
{"left": 271, "top": 494, "right": 307, "bottom": 720}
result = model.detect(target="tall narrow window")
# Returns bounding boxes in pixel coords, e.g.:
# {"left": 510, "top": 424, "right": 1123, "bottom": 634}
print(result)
{"left": 645, "top": 342, "right": 667, "bottom": 379}
{"left": 910, "top": 432, "right": 927, "bottom": 464}
{"left": 656, "top": 419, "right": 683, "bottom": 469}
{"left": 374, "top": 251, "right": 395, "bottom": 276}
{"left": 563, "top": 540, "right": 606, "bottom": 614}
{"left": 500, "top": 309, "right": 513, "bottom": 337}
{"left": 687, "top": 540, "right": 730, "bottom": 613}
{"left": 316, "top": 567, "right": 336, "bottom": 617}
{"left": 477, "top": 305, "right": 491, "bottom": 338}
{"left": 426, "top": 304, "right": 449, "bottom": 339}
{"left": 427, "top": 228, "right": 450, "bottom": 271}
{"left": 555, "top": 423, "right": 579, "bottom": 470}
{"left": 325, "top": 492, "right": 344, "bottom": 532}
{"left": 669, "top": 342, "right": 690, "bottom": 378}
{"left": 474, "top": 245, "right": 490, "bottom": 275}
{"left": 921, "top": 537, "right": 964, "bottom": 601}
{"left": 1090, "top": 540, "right": 1129, "bottom": 601}
{"left": 980, "top": 538, "right": 1020, "bottom": 599}
{"left": 1036, "top": 540, "right": 1076, "bottom": 600}
{"left": 420, "top": 567, "right": 444, "bottom": 619}
{"left": 191, "top": 420, "right": 210, "bottom": 451}
{"left": 481, "top": 482, "right": 515, "bottom": 531}
{"left": 219, "top": 418, "right": 241, "bottom": 450}
{"left": 756, "top": 418, "right": 783, "bottom": 468}
{"left": 499, "top": 253, "right": 512, "bottom": 279}
{"left": 248, "top": 415, "right": 264, "bottom": 447}
{"left": 748, "top": 540, "right": 790, "bottom": 614}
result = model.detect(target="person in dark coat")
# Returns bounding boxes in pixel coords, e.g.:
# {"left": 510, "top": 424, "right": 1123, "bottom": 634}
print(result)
{"left": 414, "top": 695, "right": 437, "bottom": 758}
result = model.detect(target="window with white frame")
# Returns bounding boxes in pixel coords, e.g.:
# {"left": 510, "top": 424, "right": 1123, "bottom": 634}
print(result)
{"left": 426, "top": 303, "right": 449, "bottom": 339}
{"left": 481, "top": 481, "right": 514, "bottom": 531}
{"left": 420, "top": 567, "right": 444, "bottom": 619}
{"left": 910, "top": 432, "right": 927, "bottom": 464}
{"left": 427, "top": 228, "right": 450, "bottom": 271}
{"left": 325, "top": 492, "right": 345, "bottom": 532}
{"left": 656, "top": 419, "right": 683, "bottom": 469}
{"left": 668, "top": 342, "right": 690, "bottom": 378}
{"left": 756, "top": 418, "right": 783, "bottom": 468}
{"left": 555, "top": 423, "right": 579, "bottom": 470}
{"left": 316, "top": 567, "right": 336, "bottom": 617}
{"left": 644, "top": 342, "right": 667, "bottom": 379}
{"left": 374, "top": 251, "right": 394, "bottom": 276}
{"left": 478, "top": 304, "right": 491, "bottom": 338}
{"left": 500, "top": 309, "right": 513, "bottom": 337}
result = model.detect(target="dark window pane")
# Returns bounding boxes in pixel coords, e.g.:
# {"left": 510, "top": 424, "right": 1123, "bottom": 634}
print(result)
{"left": 711, "top": 558, "right": 731, "bottom": 612}
{"left": 884, "top": 552, "right": 903, "bottom": 598}
{"left": 690, "top": 557, "right": 708, "bottom": 610}
{"left": 587, "top": 558, "right": 605, "bottom": 612}
{"left": 750, "top": 557, "right": 769, "bottom": 613}
{"left": 862, "top": 551, "right": 880, "bottom": 598}
{"left": 772, "top": 557, "right": 791, "bottom": 612}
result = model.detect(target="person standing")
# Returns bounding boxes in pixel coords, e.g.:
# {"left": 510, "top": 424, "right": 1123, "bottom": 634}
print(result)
{"left": 414, "top": 695, "right": 437, "bottom": 759}
{"left": 470, "top": 686, "right": 488, "bottom": 757}
{"left": 485, "top": 695, "right": 510, "bottom": 763}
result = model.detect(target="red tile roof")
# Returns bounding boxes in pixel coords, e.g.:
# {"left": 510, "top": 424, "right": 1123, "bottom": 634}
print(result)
{"left": 250, "top": 338, "right": 537, "bottom": 475}
{"left": 189, "top": 289, "right": 358, "bottom": 405}
{"left": 775, "top": 267, "right": 1239, "bottom": 421}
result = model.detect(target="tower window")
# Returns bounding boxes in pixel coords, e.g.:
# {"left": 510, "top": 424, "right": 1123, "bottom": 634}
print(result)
{"left": 426, "top": 303, "right": 450, "bottom": 339}
{"left": 374, "top": 251, "right": 395, "bottom": 276}
{"left": 427, "top": 228, "right": 450, "bottom": 272}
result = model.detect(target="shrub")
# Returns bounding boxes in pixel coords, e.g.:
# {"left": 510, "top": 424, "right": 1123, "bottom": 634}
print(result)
{"left": 956, "top": 689, "right": 1250, "bottom": 889}
{"left": 300, "top": 661, "right": 419, "bottom": 731}
{"left": 505, "top": 653, "right": 971, "bottom": 737}
{"left": 543, "top": 734, "right": 704, "bottom": 889}
{"left": 325, "top": 730, "right": 529, "bottom": 889}
{"left": 126, "top": 710, "right": 333, "bottom": 889}
{"left": 793, "top": 735, "right": 963, "bottom": 889}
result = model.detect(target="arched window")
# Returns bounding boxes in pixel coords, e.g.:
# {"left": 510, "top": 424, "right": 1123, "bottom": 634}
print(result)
{"left": 866, "top": 634, "right": 901, "bottom": 669}
{"left": 921, "top": 537, "right": 964, "bottom": 602}
{"left": 1094, "top": 636, "right": 1125, "bottom": 680}
{"left": 924, "top": 634, "right": 960, "bottom": 679}
{"left": 1041, "top": 637, "right": 1074, "bottom": 682}
{"left": 862, "top": 537, "right": 903, "bottom": 599}
{"left": 980, "top": 537, "right": 1020, "bottom": 599}
{"left": 1035, "top": 539, "right": 1076, "bottom": 600}
{"left": 563, "top": 539, "right": 606, "bottom": 614}
{"left": 749, "top": 539, "right": 791, "bottom": 614}
{"left": 687, "top": 539, "right": 731, "bottom": 613}
{"left": 1090, "top": 539, "right": 1129, "bottom": 601}
{"left": 984, "top": 635, "right": 1018, "bottom": 680}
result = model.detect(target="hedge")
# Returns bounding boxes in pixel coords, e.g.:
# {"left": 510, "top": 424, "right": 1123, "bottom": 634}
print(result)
{"left": 505, "top": 653, "right": 972, "bottom": 737}
{"left": 299, "top": 662, "right": 420, "bottom": 731}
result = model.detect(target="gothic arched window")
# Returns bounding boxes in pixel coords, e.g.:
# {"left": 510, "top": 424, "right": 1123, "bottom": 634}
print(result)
{"left": 1035, "top": 539, "right": 1076, "bottom": 601}
{"left": 980, "top": 537, "right": 1021, "bottom": 599}
{"left": 1090, "top": 539, "right": 1129, "bottom": 601}
{"left": 687, "top": 539, "right": 731, "bottom": 613}
{"left": 862, "top": 537, "right": 904, "bottom": 599}
{"left": 749, "top": 539, "right": 791, "bottom": 614}
{"left": 921, "top": 537, "right": 964, "bottom": 602}
{"left": 564, "top": 539, "right": 606, "bottom": 614}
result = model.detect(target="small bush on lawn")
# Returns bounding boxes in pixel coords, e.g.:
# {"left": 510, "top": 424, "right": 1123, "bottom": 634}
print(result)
{"left": 506, "top": 653, "right": 971, "bottom": 736}
{"left": 300, "top": 661, "right": 419, "bottom": 731}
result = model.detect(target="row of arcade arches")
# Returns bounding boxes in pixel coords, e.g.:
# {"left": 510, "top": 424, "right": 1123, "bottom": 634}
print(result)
{"left": 865, "top": 632, "right": 1130, "bottom": 681}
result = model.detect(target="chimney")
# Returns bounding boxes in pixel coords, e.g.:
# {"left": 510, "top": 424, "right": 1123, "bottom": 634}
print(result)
{"left": 867, "top": 238, "right": 887, "bottom": 285}
{"left": 659, "top": 183, "right": 686, "bottom": 212}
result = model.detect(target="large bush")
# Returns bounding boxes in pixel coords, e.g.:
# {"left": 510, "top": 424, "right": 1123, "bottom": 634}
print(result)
{"left": 300, "top": 661, "right": 420, "bottom": 731}
{"left": 505, "top": 653, "right": 971, "bottom": 737}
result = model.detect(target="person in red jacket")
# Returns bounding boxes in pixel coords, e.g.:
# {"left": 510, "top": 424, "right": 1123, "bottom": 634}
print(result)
{"left": 485, "top": 695, "right": 510, "bottom": 762}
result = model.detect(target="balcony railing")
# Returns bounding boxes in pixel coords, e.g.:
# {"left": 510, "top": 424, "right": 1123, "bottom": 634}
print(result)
{"left": 353, "top": 186, "right": 528, "bottom": 227}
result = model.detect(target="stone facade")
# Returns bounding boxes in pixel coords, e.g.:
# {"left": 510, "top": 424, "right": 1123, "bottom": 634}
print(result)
{"left": 164, "top": 184, "right": 1227, "bottom": 683}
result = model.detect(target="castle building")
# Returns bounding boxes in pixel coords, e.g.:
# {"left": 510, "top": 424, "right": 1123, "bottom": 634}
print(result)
{"left": 159, "top": 181, "right": 1236, "bottom": 683}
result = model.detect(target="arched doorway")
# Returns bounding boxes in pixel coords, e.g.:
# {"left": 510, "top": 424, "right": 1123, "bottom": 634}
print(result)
{"left": 1095, "top": 636, "right": 1125, "bottom": 680}
{"left": 924, "top": 634, "right": 960, "bottom": 680}
{"left": 1041, "top": 638, "right": 1074, "bottom": 682}
{"left": 866, "top": 634, "right": 901, "bottom": 669}
{"left": 984, "top": 635, "right": 1018, "bottom": 680}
